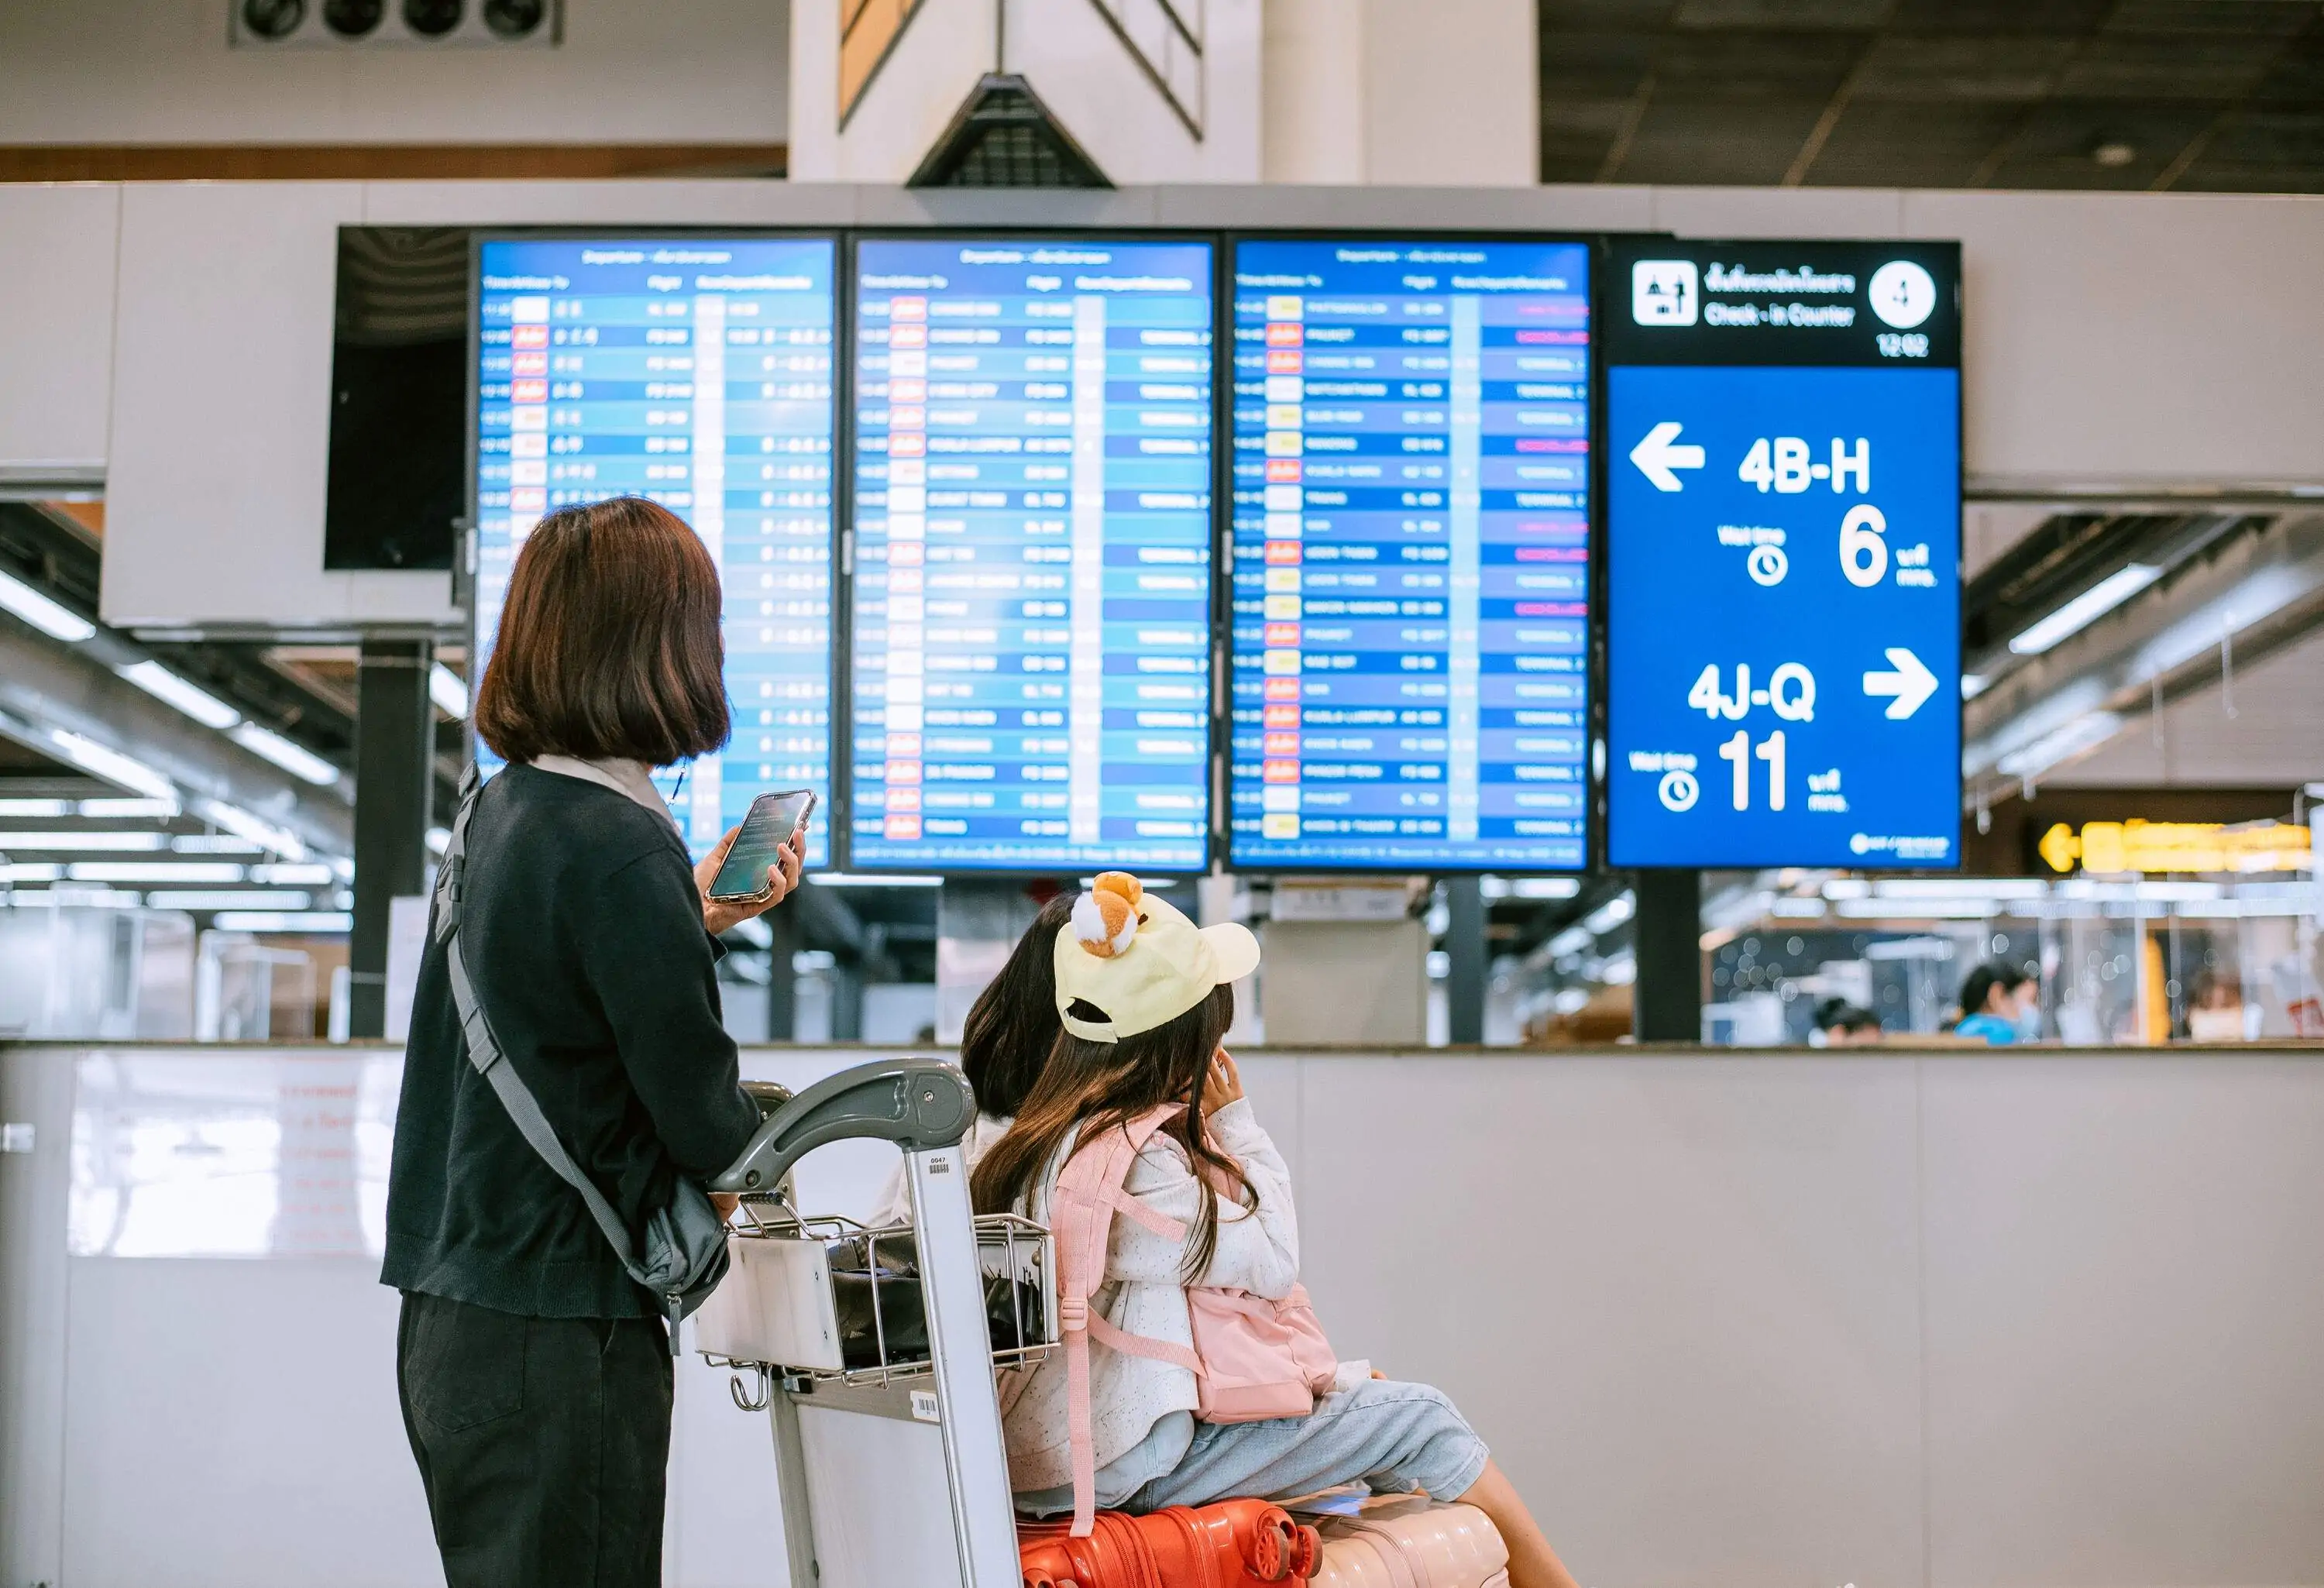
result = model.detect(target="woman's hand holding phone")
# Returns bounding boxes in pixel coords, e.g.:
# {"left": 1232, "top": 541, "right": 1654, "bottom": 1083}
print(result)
{"left": 696, "top": 822, "right": 805, "bottom": 937}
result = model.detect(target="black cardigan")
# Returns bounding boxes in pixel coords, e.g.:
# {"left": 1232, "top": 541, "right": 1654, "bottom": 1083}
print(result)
{"left": 382, "top": 763, "right": 760, "bottom": 1318}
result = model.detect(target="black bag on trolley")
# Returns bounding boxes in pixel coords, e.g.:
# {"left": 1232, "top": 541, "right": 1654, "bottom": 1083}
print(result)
{"left": 825, "top": 1230, "right": 1045, "bottom": 1370}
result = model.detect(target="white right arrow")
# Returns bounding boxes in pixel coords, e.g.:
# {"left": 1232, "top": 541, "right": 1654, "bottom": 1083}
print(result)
{"left": 1862, "top": 646, "right": 1940, "bottom": 720}
{"left": 1628, "top": 421, "right": 1706, "bottom": 492}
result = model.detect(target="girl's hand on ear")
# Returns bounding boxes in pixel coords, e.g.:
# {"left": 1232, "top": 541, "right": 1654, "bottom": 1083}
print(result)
{"left": 1202, "top": 1047, "right": 1245, "bottom": 1115}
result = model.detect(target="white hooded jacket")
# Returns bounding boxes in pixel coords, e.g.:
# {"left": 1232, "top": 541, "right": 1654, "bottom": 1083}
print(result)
{"left": 997, "top": 1097, "right": 1300, "bottom": 1493}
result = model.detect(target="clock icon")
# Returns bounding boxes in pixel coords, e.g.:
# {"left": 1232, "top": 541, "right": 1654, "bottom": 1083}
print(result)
{"left": 1868, "top": 260, "right": 1937, "bottom": 329}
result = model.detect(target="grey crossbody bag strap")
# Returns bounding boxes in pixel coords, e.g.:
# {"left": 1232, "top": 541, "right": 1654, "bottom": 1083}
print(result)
{"left": 432, "top": 765, "right": 729, "bottom": 1354}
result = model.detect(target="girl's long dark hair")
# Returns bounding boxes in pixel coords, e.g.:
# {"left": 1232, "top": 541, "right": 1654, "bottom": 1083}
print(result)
{"left": 971, "top": 981, "right": 1253, "bottom": 1281}
{"left": 957, "top": 893, "right": 1074, "bottom": 1120}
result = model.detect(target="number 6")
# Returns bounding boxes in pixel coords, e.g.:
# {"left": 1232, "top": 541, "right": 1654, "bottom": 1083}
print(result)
{"left": 1839, "top": 504, "right": 1888, "bottom": 588}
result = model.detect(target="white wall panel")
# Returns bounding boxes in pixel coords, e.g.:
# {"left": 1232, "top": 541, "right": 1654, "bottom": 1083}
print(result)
{"left": 1363, "top": 0, "right": 1537, "bottom": 187}
{"left": 1908, "top": 189, "right": 2324, "bottom": 493}
{"left": 1298, "top": 1054, "right": 1927, "bottom": 1588}
{"left": 0, "top": 184, "right": 118, "bottom": 479}
{"left": 1920, "top": 1055, "right": 2324, "bottom": 1588}
{"left": 102, "top": 181, "right": 457, "bottom": 629}
{"left": 1651, "top": 184, "right": 1906, "bottom": 239}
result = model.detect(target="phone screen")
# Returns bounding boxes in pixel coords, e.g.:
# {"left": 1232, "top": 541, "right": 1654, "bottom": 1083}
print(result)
{"left": 710, "top": 789, "right": 816, "bottom": 901}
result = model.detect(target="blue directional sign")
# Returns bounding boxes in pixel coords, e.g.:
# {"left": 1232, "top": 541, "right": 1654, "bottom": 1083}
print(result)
{"left": 1605, "top": 239, "right": 1962, "bottom": 870}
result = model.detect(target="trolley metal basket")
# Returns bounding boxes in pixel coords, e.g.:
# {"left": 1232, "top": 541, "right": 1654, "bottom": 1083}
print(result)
{"left": 698, "top": 1204, "right": 1057, "bottom": 1394}
{"left": 701, "top": 1057, "right": 1035, "bottom": 1588}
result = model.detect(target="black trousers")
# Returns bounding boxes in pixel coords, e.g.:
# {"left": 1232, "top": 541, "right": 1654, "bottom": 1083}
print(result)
{"left": 397, "top": 1291, "right": 673, "bottom": 1588}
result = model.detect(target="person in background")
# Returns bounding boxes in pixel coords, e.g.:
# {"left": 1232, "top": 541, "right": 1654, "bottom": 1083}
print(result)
{"left": 1810, "top": 997, "right": 1883, "bottom": 1047}
{"left": 384, "top": 497, "right": 805, "bottom": 1588}
{"left": 866, "top": 891, "right": 1076, "bottom": 1226}
{"left": 2185, "top": 969, "right": 2248, "bottom": 1043}
{"left": 1954, "top": 961, "right": 2039, "bottom": 1045}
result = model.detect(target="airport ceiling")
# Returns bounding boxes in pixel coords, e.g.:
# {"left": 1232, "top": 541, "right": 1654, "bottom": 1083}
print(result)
{"left": 1539, "top": 0, "right": 2324, "bottom": 191}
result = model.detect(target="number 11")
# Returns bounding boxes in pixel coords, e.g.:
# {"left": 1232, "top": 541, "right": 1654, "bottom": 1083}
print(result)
{"left": 1717, "top": 729, "right": 1787, "bottom": 811}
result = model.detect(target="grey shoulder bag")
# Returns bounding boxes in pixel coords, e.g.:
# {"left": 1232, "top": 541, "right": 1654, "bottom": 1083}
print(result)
{"left": 432, "top": 765, "right": 731, "bottom": 1353}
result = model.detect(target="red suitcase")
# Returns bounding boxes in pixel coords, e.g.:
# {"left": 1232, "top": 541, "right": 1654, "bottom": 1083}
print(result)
{"left": 1303, "top": 1496, "right": 1510, "bottom": 1588}
{"left": 1019, "top": 1497, "right": 1323, "bottom": 1588}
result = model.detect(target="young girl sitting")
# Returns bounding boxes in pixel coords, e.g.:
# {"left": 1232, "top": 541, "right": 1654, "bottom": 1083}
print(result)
{"left": 973, "top": 875, "right": 1583, "bottom": 1588}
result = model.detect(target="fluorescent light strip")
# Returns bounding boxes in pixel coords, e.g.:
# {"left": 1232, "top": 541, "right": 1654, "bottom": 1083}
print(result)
{"left": 250, "top": 862, "right": 336, "bottom": 885}
{"left": 173, "top": 834, "right": 264, "bottom": 855}
{"left": 195, "top": 798, "right": 307, "bottom": 861}
{"left": 0, "top": 798, "right": 70, "bottom": 817}
{"left": 80, "top": 797, "right": 180, "bottom": 819}
{"left": 429, "top": 664, "right": 470, "bottom": 719}
{"left": 214, "top": 910, "right": 352, "bottom": 933}
{"left": 145, "top": 889, "right": 314, "bottom": 911}
{"left": 0, "top": 830, "right": 167, "bottom": 852}
{"left": 0, "top": 862, "right": 64, "bottom": 883}
{"left": 2008, "top": 564, "right": 2161, "bottom": 655}
{"left": 50, "top": 730, "right": 177, "bottom": 802}
{"left": 229, "top": 723, "right": 341, "bottom": 786}
{"left": 1875, "top": 878, "right": 2047, "bottom": 900}
{"left": 1995, "top": 711, "right": 2124, "bottom": 780}
{"left": 66, "top": 861, "right": 246, "bottom": 883}
{"left": 807, "top": 872, "right": 944, "bottom": 888}
{"left": 1547, "top": 926, "right": 1593, "bottom": 957}
{"left": 1582, "top": 894, "right": 1635, "bottom": 935}
{"left": 115, "top": 660, "right": 242, "bottom": 729}
{"left": 0, "top": 569, "right": 96, "bottom": 643}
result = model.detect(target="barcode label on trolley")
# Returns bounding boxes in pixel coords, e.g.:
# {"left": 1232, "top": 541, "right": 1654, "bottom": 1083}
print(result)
{"left": 909, "top": 1390, "right": 940, "bottom": 1423}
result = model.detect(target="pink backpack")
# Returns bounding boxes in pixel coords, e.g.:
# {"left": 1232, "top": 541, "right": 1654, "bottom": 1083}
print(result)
{"left": 1049, "top": 1104, "right": 1339, "bottom": 1535}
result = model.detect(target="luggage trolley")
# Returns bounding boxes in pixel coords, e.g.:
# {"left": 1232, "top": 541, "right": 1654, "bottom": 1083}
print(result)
{"left": 699, "top": 1059, "right": 1055, "bottom": 1588}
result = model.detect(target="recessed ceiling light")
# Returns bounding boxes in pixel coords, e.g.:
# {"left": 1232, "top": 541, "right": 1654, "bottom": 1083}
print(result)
{"left": 2092, "top": 140, "right": 2137, "bottom": 168}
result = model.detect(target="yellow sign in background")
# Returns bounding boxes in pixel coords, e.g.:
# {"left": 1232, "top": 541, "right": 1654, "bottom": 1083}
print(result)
{"left": 2038, "top": 819, "right": 2312, "bottom": 875}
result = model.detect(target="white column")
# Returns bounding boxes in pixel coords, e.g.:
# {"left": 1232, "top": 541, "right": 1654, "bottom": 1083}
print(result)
{"left": 1263, "top": 0, "right": 1537, "bottom": 186}
{"left": 1067, "top": 294, "right": 1107, "bottom": 848}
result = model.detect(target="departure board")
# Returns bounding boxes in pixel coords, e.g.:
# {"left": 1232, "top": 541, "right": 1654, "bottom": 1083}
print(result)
{"left": 1225, "top": 239, "right": 1593, "bottom": 871}
{"left": 472, "top": 235, "right": 837, "bottom": 864}
{"left": 847, "top": 238, "right": 1215, "bottom": 873}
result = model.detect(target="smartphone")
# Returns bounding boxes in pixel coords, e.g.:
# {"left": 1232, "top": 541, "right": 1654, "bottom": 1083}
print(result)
{"left": 708, "top": 789, "right": 816, "bottom": 902}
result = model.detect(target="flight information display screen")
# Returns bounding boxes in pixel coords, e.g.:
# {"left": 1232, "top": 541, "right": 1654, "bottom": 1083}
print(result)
{"left": 1225, "top": 238, "right": 1593, "bottom": 871}
{"left": 1604, "top": 239, "right": 1962, "bottom": 869}
{"left": 846, "top": 237, "right": 1215, "bottom": 873}
{"left": 473, "top": 235, "right": 837, "bottom": 864}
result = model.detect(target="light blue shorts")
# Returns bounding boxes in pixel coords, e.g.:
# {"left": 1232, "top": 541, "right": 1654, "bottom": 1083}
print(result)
{"left": 1016, "top": 1379, "right": 1490, "bottom": 1518}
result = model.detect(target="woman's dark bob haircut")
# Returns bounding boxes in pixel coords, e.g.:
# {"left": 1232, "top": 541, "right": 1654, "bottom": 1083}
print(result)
{"left": 473, "top": 497, "right": 730, "bottom": 768}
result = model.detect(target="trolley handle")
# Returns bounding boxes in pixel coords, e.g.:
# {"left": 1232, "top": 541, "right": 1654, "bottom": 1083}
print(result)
{"left": 710, "top": 1057, "right": 975, "bottom": 1195}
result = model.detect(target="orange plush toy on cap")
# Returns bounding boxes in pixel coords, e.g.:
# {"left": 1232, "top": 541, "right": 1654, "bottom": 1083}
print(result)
{"left": 1071, "top": 871, "right": 1143, "bottom": 959}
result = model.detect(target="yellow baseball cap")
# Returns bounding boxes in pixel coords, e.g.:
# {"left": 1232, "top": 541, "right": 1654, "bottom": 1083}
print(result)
{"left": 1053, "top": 872, "right": 1261, "bottom": 1043}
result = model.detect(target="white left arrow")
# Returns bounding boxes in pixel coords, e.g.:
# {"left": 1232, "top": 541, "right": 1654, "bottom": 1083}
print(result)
{"left": 1629, "top": 421, "right": 1706, "bottom": 492}
{"left": 1862, "top": 647, "right": 1940, "bottom": 720}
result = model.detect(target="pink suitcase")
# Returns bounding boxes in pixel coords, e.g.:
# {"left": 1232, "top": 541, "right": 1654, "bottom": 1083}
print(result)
{"left": 1302, "top": 1496, "right": 1509, "bottom": 1588}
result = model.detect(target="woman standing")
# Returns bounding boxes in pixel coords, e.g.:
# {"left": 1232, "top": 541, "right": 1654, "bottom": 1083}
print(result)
{"left": 383, "top": 497, "right": 804, "bottom": 1586}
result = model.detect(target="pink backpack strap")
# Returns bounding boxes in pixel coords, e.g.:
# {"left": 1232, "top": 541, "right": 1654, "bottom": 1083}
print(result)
{"left": 1050, "top": 1104, "right": 1201, "bottom": 1536}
